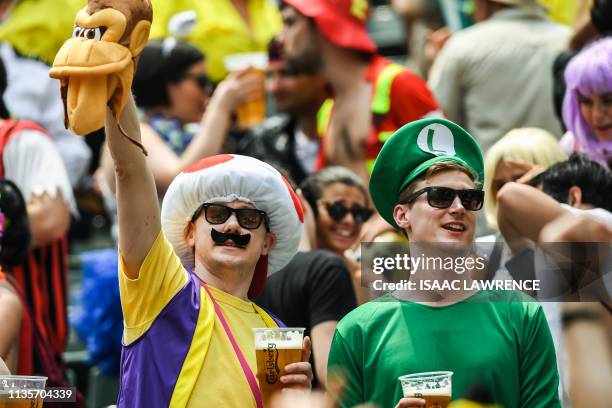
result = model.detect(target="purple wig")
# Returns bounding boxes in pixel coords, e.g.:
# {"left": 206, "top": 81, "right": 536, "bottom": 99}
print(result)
{"left": 562, "top": 38, "right": 612, "bottom": 166}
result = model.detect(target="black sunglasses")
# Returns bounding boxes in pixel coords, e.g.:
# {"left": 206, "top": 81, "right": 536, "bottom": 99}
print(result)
{"left": 402, "top": 187, "right": 484, "bottom": 211}
{"left": 322, "top": 201, "right": 373, "bottom": 225}
{"left": 267, "top": 65, "right": 305, "bottom": 78}
{"left": 191, "top": 203, "right": 268, "bottom": 230}
{"left": 181, "top": 72, "right": 212, "bottom": 91}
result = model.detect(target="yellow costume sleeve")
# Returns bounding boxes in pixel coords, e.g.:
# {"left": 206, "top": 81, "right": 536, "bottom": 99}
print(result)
{"left": 119, "top": 231, "right": 189, "bottom": 345}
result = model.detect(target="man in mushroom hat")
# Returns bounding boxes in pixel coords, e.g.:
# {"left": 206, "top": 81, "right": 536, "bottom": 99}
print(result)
{"left": 105, "top": 93, "right": 312, "bottom": 407}
{"left": 327, "top": 117, "right": 560, "bottom": 407}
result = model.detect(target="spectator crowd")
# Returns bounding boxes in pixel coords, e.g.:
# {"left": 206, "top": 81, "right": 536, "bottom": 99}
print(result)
{"left": 0, "top": 0, "right": 611, "bottom": 407}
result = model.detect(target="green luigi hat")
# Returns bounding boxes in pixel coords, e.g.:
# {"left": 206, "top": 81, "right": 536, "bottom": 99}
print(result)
{"left": 369, "top": 118, "right": 484, "bottom": 228}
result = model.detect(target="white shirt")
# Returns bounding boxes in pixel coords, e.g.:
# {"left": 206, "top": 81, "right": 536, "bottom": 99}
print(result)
{"left": 428, "top": 6, "right": 571, "bottom": 152}
{"left": 561, "top": 204, "right": 612, "bottom": 227}
{"left": 3, "top": 128, "right": 77, "bottom": 215}
{"left": 294, "top": 127, "right": 319, "bottom": 174}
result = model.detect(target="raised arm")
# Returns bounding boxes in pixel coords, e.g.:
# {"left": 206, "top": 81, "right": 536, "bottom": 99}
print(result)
{"left": 105, "top": 94, "right": 160, "bottom": 279}
{"left": 496, "top": 182, "right": 568, "bottom": 251}
{"left": 539, "top": 212, "right": 612, "bottom": 243}
{"left": 0, "top": 284, "right": 22, "bottom": 364}
{"left": 563, "top": 302, "right": 612, "bottom": 407}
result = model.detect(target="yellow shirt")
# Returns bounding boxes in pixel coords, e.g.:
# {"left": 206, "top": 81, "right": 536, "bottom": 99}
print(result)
{"left": 0, "top": 0, "right": 86, "bottom": 64}
{"left": 150, "top": 0, "right": 282, "bottom": 82}
{"left": 119, "top": 232, "right": 268, "bottom": 407}
{"left": 189, "top": 285, "right": 266, "bottom": 407}
{"left": 537, "top": 0, "right": 592, "bottom": 26}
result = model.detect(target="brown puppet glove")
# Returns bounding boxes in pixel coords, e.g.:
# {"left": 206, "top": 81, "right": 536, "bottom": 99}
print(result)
{"left": 49, "top": 0, "right": 152, "bottom": 154}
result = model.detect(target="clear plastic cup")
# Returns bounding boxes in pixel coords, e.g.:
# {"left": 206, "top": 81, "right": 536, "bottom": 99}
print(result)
{"left": 253, "top": 327, "right": 304, "bottom": 397}
{"left": 0, "top": 375, "right": 47, "bottom": 408}
{"left": 398, "top": 371, "right": 453, "bottom": 408}
{"left": 224, "top": 52, "right": 267, "bottom": 129}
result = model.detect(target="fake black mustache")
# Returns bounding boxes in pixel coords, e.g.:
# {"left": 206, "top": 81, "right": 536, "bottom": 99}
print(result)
{"left": 211, "top": 228, "right": 251, "bottom": 247}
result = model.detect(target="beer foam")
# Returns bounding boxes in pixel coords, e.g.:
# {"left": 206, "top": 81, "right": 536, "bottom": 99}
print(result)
{"left": 224, "top": 52, "right": 268, "bottom": 71}
{"left": 254, "top": 329, "right": 303, "bottom": 349}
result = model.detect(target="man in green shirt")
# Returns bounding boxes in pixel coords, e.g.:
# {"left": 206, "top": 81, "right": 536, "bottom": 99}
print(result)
{"left": 328, "top": 118, "right": 560, "bottom": 408}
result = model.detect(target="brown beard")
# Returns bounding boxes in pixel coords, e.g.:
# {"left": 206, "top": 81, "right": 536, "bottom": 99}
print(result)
{"left": 285, "top": 33, "right": 323, "bottom": 76}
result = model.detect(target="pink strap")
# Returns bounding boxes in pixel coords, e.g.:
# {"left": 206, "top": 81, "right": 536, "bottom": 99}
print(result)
{"left": 201, "top": 283, "right": 264, "bottom": 408}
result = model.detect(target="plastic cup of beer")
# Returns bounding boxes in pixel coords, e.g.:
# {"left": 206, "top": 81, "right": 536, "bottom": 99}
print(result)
{"left": 253, "top": 327, "right": 304, "bottom": 398}
{"left": 0, "top": 375, "right": 47, "bottom": 407}
{"left": 224, "top": 52, "right": 267, "bottom": 129}
{"left": 398, "top": 371, "right": 453, "bottom": 408}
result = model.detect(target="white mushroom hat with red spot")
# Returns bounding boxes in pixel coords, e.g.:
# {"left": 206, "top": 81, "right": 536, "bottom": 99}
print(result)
{"left": 161, "top": 154, "right": 304, "bottom": 298}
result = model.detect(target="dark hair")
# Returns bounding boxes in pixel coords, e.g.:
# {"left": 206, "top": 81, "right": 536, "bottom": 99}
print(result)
{"left": 267, "top": 36, "right": 315, "bottom": 76}
{"left": 132, "top": 39, "right": 204, "bottom": 108}
{"left": 268, "top": 36, "right": 284, "bottom": 64}
{"left": 0, "top": 179, "right": 30, "bottom": 267}
{"left": 0, "top": 56, "right": 10, "bottom": 119}
{"left": 541, "top": 154, "right": 612, "bottom": 211}
{"left": 299, "top": 166, "right": 368, "bottom": 217}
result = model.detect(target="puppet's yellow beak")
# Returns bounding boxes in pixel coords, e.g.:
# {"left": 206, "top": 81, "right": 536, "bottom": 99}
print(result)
{"left": 49, "top": 7, "right": 149, "bottom": 136}
{"left": 64, "top": 75, "right": 107, "bottom": 135}
{"left": 50, "top": 36, "right": 133, "bottom": 135}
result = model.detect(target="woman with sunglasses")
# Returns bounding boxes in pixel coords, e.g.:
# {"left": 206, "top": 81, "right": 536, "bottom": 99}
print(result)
{"left": 99, "top": 39, "right": 263, "bottom": 199}
{"left": 300, "top": 166, "right": 373, "bottom": 302}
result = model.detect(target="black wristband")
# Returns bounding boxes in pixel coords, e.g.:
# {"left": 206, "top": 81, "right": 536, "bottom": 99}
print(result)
{"left": 561, "top": 309, "right": 602, "bottom": 329}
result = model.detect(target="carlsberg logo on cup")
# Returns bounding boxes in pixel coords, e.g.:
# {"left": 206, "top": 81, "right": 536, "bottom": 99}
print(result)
{"left": 416, "top": 124, "right": 456, "bottom": 156}
{"left": 254, "top": 328, "right": 304, "bottom": 395}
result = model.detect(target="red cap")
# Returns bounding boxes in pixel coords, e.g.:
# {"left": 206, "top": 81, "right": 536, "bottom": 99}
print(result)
{"left": 285, "top": 0, "right": 377, "bottom": 54}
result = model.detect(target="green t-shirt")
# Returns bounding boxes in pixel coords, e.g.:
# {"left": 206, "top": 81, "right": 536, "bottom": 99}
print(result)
{"left": 328, "top": 291, "right": 560, "bottom": 408}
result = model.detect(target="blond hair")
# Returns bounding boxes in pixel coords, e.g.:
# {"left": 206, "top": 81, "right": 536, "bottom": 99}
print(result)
{"left": 484, "top": 128, "right": 566, "bottom": 229}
